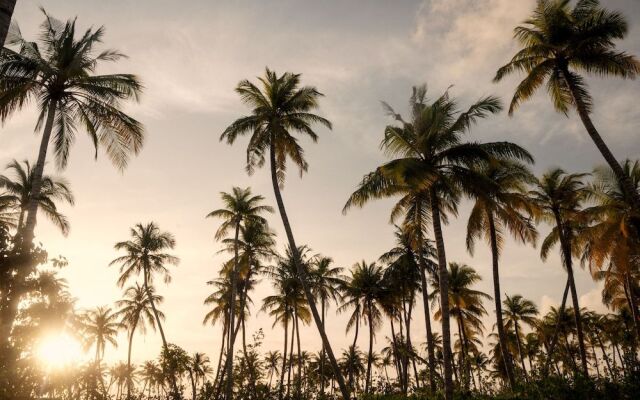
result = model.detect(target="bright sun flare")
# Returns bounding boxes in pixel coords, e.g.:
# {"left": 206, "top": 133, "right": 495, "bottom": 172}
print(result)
{"left": 37, "top": 333, "right": 84, "bottom": 369}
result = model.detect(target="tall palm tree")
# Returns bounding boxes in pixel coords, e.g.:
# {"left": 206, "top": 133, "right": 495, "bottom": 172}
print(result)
{"left": 431, "top": 263, "right": 490, "bottom": 390}
{"left": 465, "top": 159, "right": 537, "bottom": 388}
{"left": 529, "top": 169, "right": 589, "bottom": 376}
{"left": 582, "top": 160, "right": 640, "bottom": 338}
{"left": 81, "top": 306, "right": 120, "bottom": 364}
{"left": 207, "top": 187, "right": 272, "bottom": 400}
{"left": 339, "top": 261, "right": 385, "bottom": 394}
{"left": 344, "top": 85, "right": 530, "bottom": 400}
{"left": 495, "top": 0, "right": 640, "bottom": 210}
{"left": 116, "top": 283, "right": 164, "bottom": 399}
{"left": 502, "top": 294, "right": 539, "bottom": 377}
{"left": 110, "top": 222, "right": 180, "bottom": 394}
{"left": 0, "top": 10, "right": 144, "bottom": 247}
{"left": 0, "top": 159, "right": 74, "bottom": 234}
{"left": 221, "top": 68, "right": 350, "bottom": 400}
{"left": 309, "top": 255, "right": 344, "bottom": 397}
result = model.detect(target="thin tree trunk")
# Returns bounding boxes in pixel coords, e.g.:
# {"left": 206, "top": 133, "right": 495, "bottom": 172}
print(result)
{"left": 365, "top": 308, "right": 373, "bottom": 394}
{"left": 624, "top": 272, "right": 640, "bottom": 341}
{"left": 278, "top": 318, "right": 288, "bottom": 400}
{"left": 543, "top": 277, "right": 571, "bottom": 375}
{"left": 286, "top": 318, "right": 295, "bottom": 399}
{"left": 225, "top": 222, "right": 241, "bottom": 400}
{"left": 417, "top": 253, "right": 437, "bottom": 393}
{"left": 320, "top": 298, "right": 326, "bottom": 398}
{"left": 596, "top": 333, "right": 613, "bottom": 377}
{"left": 561, "top": 64, "right": 640, "bottom": 213}
{"left": 513, "top": 322, "right": 528, "bottom": 381}
{"left": 349, "top": 316, "right": 359, "bottom": 390}
{"left": 429, "top": 190, "right": 453, "bottom": 400}
{"left": 269, "top": 141, "right": 350, "bottom": 400}
{"left": 126, "top": 323, "right": 137, "bottom": 400}
{"left": 487, "top": 213, "right": 517, "bottom": 390}
{"left": 213, "top": 321, "right": 228, "bottom": 392}
{"left": 295, "top": 309, "right": 302, "bottom": 399}
{"left": 189, "top": 370, "right": 196, "bottom": 400}
{"left": 0, "top": 0, "right": 16, "bottom": 46}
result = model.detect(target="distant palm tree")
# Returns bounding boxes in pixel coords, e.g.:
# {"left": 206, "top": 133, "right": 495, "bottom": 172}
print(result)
{"left": 0, "top": 10, "right": 143, "bottom": 246}
{"left": 339, "top": 261, "right": 385, "bottom": 394}
{"left": 221, "top": 68, "right": 350, "bottom": 400}
{"left": 466, "top": 159, "right": 537, "bottom": 387}
{"left": 81, "top": 306, "right": 120, "bottom": 363}
{"left": 0, "top": 159, "right": 74, "bottom": 235}
{"left": 110, "top": 222, "right": 180, "bottom": 394}
{"left": 188, "top": 352, "right": 211, "bottom": 400}
{"left": 207, "top": 187, "right": 272, "bottom": 399}
{"left": 116, "top": 283, "right": 164, "bottom": 399}
{"left": 495, "top": 0, "right": 640, "bottom": 210}
{"left": 264, "top": 350, "right": 282, "bottom": 390}
{"left": 140, "top": 360, "right": 162, "bottom": 398}
{"left": 529, "top": 169, "right": 589, "bottom": 375}
{"left": 344, "top": 85, "right": 530, "bottom": 400}
{"left": 502, "top": 294, "right": 538, "bottom": 377}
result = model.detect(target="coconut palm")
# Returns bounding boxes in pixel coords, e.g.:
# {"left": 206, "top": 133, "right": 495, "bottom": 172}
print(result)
{"left": 529, "top": 169, "right": 589, "bottom": 375}
{"left": 343, "top": 85, "right": 531, "bottom": 400}
{"left": 207, "top": 187, "right": 272, "bottom": 399}
{"left": 309, "top": 255, "right": 344, "bottom": 397}
{"left": 0, "top": 10, "right": 144, "bottom": 246}
{"left": 0, "top": 159, "right": 74, "bottom": 235}
{"left": 264, "top": 350, "right": 282, "bottom": 390}
{"left": 116, "top": 283, "right": 164, "bottom": 399}
{"left": 466, "top": 159, "right": 537, "bottom": 387}
{"left": 502, "top": 294, "right": 539, "bottom": 377}
{"left": 338, "top": 261, "right": 385, "bottom": 394}
{"left": 110, "top": 222, "right": 180, "bottom": 394}
{"left": 221, "top": 68, "right": 350, "bottom": 400}
{"left": 188, "top": 352, "right": 211, "bottom": 400}
{"left": 495, "top": 0, "right": 640, "bottom": 210}
{"left": 582, "top": 160, "right": 640, "bottom": 338}
{"left": 81, "top": 306, "right": 120, "bottom": 363}
{"left": 431, "top": 263, "right": 490, "bottom": 390}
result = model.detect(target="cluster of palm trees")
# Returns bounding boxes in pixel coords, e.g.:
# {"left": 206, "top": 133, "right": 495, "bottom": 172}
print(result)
{"left": 1, "top": 1, "right": 639, "bottom": 400}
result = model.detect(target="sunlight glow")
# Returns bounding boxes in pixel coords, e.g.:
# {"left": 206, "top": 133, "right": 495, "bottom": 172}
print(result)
{"left": 37, "top": 332, "right": 84, "bottom": 369}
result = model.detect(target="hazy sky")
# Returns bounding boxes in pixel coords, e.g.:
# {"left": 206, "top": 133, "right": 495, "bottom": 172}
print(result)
{"left": 3, "top": 0, "right": 640, "bottom": 365}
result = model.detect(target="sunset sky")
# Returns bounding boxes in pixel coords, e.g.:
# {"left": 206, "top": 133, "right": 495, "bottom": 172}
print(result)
{"left": 3, "top": 0, "right": 640, "bottom": 365}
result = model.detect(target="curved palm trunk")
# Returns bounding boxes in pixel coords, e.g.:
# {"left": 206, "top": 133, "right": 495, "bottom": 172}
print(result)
{"left": 429, "top": 191, "right": 453, "bottom": 400}
{"left": 320, "top": 298, "right": 326, "bottom": 397}
{"left": 268, "top": 142, "right": 350, "bottom": 400}
{"left": 225, "top": 222, "right": 241, "bottom": 400}
{"left": 561, "top": 65, "right": 640, "bottom": 215}
{"left": 143, "top": 270, "right": 178, "bottom": 396}
{"left": 543, "top": 277, "right": 571, "bottom": 375}
{"left": 349, "top": 317, "right": 359, "bottom": 390}
{"left": 365, "top": 308, "right": 373, "bottom": 394}
{"left": 487, "top": 213, "right": 517, "bottom": 389}
{"left": 213, "top": 321, "right": 229, "bottom": 391}
{"left": 417, "top": 252, "right": 437, "bottom": 393}
{"left": 294, "top": 308, "right": 302, "bottom": 399}
{"left": 552, "top": 211, "right": 589, "bottom": 376}
{"left": 513, "top": 322, "right": 528, "bottom": 381}
{"left": 0, "top": 0, "right": 16, "bottom": 46}
{"left": 126, "top": 323, "right": 138, "bottom": 399}
{"left": 286, "top": 319, "right": 295, "bottom": 399}
{"left": 188, "top": 370, "right": 196, "bottom": 400}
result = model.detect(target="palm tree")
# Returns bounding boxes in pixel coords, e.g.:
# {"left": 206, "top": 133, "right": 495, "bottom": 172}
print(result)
{"left": 495, "top": 0, "right": 640, "bottom": 210}
{"left": 207, "top": 187, "right": 272, "bottom": 400}
{"left": 432, "top": 263, "right": 490, "bottom": 390}
{"left": 339, "top": 261, "right": 385, "bottom": 394}
{"left": 339, "top": 346, "right": 365, "bottom": 393}
{"left": 582, "top": 160, "right": 640, "bottom": 338}
{"left": 188, "top": 352, "right": 211, "bottom": 400}
{"left": 529, "top": 169, "right": 589, "bottom": 375}
{"left": 110, "top": 222, "right": 180, "bottom": 394}
{"left": 116, "top": 283, "right": 164, "bottom": 399}
{"left": 0, "top": 159, "right": 74, "bottom": 234}
{"left": 0, "top": 10, "right": 144, "bottom": 247}
{"left": 140, "top": 361, "right": 162, "bottom": 398}
{"left": 309, "top": 255, "right": 344, "bottom": 397}
{"left": 502, "top": 294, "right": 538, "bottom": 377}
{"left": 221, "top": 68, "right": 350, "bottom": 400}
{"left": 0, "top": 0, "right": 16, "bottom": 45}
{"left": 466, "top": 159, "right": 537, "bottom": 388}
{"left": 81, "top": 306, "right": 120, "bottom": 363}
{"left": 344, "top": 85, "right": 530, "bottom": 400}
{"left": 264, "top": 350, "right": 282, "bottom": 390}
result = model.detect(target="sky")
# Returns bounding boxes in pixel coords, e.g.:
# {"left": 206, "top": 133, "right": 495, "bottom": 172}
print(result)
{"left": 2, "top": 0, "right": 640, "bottom": 366}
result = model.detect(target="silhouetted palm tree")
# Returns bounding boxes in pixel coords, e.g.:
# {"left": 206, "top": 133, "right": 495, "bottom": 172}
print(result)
{"left": 502, "top": 294, "right": 538, "bottom": 377}
{"left": 81, "top": 306, "right": 120, "bottom": 364}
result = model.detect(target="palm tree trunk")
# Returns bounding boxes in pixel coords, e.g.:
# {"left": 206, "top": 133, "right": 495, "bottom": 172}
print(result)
{"left": 295, "top": 308, "right": 302, "bottom": 399}
{"left": 320, "top": 298, "right": 326, "bottom": 398}
{"left": 0, "top": 0, "right": 16, "bottom": 45}
{"left": 552, "top": 211, "right": 589, "bottom": 376}
{"left": 287, "top": 318, "right": 295, "bottom": 399}
{"left": 543, "top": 277, "right": 571, "bottom": 375}
{"left": 623, "top": 272, "right": 640, "bottom": 341}
{"left": 513, "top": 322, "right": 528, "bottom": 381}
{"left": 143, "top": 269, "right": 178, "bottom": 396}
{"left": 429, "top": 190, "right": 453, "bottom": 400}
{"left": 278, "top": 318, "right": 288, "bottom": 400}
{"left": 189, "top": 370, "right": 196, "bottom": 400}
{"left": 126, "top": 324, "right": 138, "bottom": 400}
{"left": 596, "top": 333, "right": 613, "bottom": 377}
{"left": 225, "top": 221, "right": 241, "bottom": 400}
{"left": 365, "top": 308, "right": 373, "bottom": 394}
{"left": 213, "top": 321, "right": 229, "bottom": 391}
{"left": 487, "top": 213, "right": 517, "bottom": 389}
{"left": 269, "top": 141, "right": 350, "bottom": 400}
{"left": 561, "top": 64, "right": 640, "bottom": 214}
{"left": 417, "top": 254, "right": 437, "bottom": 393}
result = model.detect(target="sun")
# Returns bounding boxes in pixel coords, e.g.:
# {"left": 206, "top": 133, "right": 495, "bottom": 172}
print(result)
{"left": 37, "top": 332, "right": 84, "bottom": 369}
